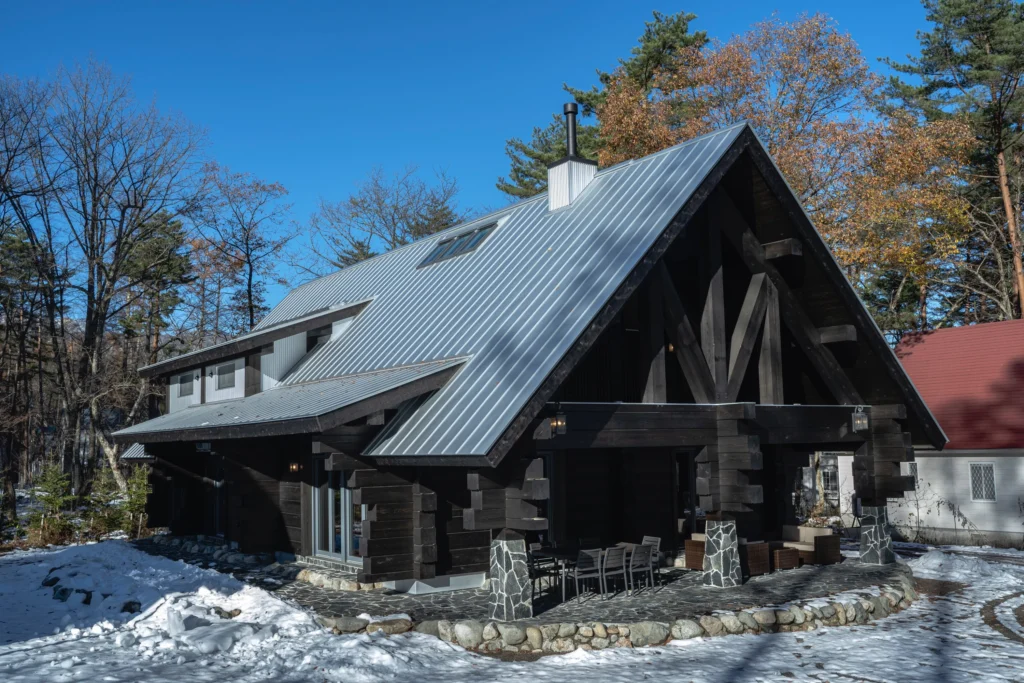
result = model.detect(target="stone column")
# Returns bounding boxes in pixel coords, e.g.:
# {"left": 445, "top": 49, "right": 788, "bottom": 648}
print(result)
{"left": 859, "top": 506, "right": 895, "bottom": 565}
{"left": 488, "top": 529, "right": 532, "bottom": 621}
{"left": 703, "top": 519, "right": 742, "bottom": 587}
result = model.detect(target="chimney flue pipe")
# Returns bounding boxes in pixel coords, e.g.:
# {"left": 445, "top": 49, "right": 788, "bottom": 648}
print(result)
{"left": 564, "top": 102, "right": 578, "bottom": 158}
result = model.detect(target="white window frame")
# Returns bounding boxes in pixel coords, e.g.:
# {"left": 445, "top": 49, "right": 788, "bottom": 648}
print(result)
{"left": 178, "top": 372, "right": 194, "bottom": 397}
{"left": 215, "top": 362, "right": 236, "bottom": 391}
{"left": 969, "top": 462, "right": 996, "bottom": 502}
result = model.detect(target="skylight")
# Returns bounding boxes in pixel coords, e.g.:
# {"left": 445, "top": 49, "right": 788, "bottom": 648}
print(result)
{"left": 418, "top": 224, "right": 495, "bottom": 268}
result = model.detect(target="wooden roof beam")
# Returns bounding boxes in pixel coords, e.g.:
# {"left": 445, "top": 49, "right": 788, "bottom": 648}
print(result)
{"left": 712, "top": 190, "right": 863, "bottom": 405}
{"left": 763, "top": 238, "right": 802, "bottom": 260}
{"left": 656, "top": 262, "right": 716, "bottom": 403}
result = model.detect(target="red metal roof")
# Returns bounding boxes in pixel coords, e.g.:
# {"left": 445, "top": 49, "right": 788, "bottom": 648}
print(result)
{"left": 897, "top": 320, "right": 1024, "bottom": 450}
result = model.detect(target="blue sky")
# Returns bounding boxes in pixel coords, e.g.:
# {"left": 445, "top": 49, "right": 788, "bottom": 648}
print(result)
{"left": 2, "top": 1, "right": 931, "bottom": 306}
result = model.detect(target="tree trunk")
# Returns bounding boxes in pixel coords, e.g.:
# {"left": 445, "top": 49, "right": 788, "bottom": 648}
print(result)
{"left": 90, "top": 398, "right": 128, "bottom": 492}
{"left": 996, "top": 150, "right": 1024, "bottom": 318}
{"left": 918, "top": 281, "right": 928, "bottom": 329}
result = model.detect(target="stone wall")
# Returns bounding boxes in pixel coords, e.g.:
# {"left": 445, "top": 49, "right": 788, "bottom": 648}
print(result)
{"left": 320, "top": 570, "right": 920, "bottom": 655}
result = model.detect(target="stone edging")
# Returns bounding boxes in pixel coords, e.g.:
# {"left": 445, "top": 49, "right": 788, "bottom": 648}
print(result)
{"left": 319, "top": 570, "right": 920, "bottom": 655}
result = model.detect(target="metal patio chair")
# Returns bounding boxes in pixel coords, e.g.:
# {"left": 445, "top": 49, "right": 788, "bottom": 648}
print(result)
{"left": 527, "top": 544, "right": 559, "bottom": 598}
{"left": 626, "top": 543, "right": 655, "bottom": 595}
{"left": 566, "top": 548, "right": 603, "bottom": 603}
{"left": 601, "top": 545, "right": 627, "bottom": 598}
{"left": 642, "top": 535, "right": 662, "bottom": 584}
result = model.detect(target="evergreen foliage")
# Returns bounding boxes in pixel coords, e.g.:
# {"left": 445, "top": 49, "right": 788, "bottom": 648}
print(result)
{"left": 886, "top": 0, "right": 1024, "bottom": 321}
{"left": 123, "top": 464, "right": 152, "bottom": 539}
{"left": 497, "top": 10, "right": 707, "bottom": 200}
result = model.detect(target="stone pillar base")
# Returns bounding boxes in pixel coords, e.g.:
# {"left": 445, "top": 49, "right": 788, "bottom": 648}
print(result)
{"left": 703, "top": 520, "right": 742, "bottom": 587}
{"left": 488, "top": 529, "right": 532, "bottom": 621}
{"left": 859, "top": 506, "right": 895, "bottom": 565}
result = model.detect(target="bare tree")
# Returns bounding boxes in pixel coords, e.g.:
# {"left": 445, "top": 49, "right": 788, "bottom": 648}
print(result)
{"left": 301, "top": 166, "right": 466, "bottom": 276}
{"left": 194, "top": 163, "right": 293, "bottom": 333}
{"left": 0, "top": 62, "right": 205, "bottom": 491}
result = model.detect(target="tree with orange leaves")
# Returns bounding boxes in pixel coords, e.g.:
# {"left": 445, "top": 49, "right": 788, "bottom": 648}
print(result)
{"left": 598, "top": 14, "right": 975, "bottom": 336}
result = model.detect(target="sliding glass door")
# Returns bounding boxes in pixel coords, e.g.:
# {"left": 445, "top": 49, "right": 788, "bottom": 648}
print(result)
{"left": 312, "top": 460, "right": 364, "bottom": 564}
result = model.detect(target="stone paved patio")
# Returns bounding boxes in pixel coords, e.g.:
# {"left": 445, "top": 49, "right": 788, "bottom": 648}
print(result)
{"left": 136, "top": 538, "right": 907, "bottom": 625}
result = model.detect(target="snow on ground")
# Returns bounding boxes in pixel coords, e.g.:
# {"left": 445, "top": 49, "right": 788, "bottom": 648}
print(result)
{"left": 2, "top": 542, "right": 1024, "bottom": 682}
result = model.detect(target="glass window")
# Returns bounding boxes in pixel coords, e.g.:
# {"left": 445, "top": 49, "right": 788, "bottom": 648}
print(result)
{"left": 906, "top": 462, "right": 919, "bottom": 484}
{"left": 970, "top": 462, "right": 995, "bottom": 501}
{"left": 822, "top": 467, "right": 839, "bottom": 495}
{"left": 216, "top": 362, "right": 236, "bottom": 390}
{"left": 418, "top": 223, "right": 496, "bottom": 268}
{"left": 178, "top": 373, "right": 194, "bottom": 397}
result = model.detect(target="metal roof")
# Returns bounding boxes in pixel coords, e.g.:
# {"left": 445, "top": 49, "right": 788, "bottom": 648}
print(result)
{"left": 269, "top": 123, "right": 745, "bottom": 456}
{"left": 120, "top": 443, "right": 154, "bottom": 462}
{"left": 113, "top": 357, "right": 465, "bottom": 442}
{"left": 137, "top": 300, "right": 370, "bottom": 378}
{"left": 119, "top": 123, "right": 747, "bottom": 457}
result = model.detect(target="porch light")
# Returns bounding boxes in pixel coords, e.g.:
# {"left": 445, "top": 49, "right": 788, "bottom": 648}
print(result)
{"left": 551, "top": 413, "right": 567, "bottom": 435}
{"left": 667, "top": 342, "right": 675, "bottom": 353}
{"left": 851, "top": 406, "right": 869, "bottom": 433}
{"left": 289, "top": 462, "right": 300, "bottom": 473}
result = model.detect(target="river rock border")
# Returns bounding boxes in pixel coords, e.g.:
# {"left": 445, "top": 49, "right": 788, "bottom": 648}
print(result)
{"left": 319, "top": 571, "right": 920, "bottom": 655}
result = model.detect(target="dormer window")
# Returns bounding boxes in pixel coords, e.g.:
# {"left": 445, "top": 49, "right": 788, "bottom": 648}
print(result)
{"left": 178, "top": 373, "right": 194, "bottom": 397}
{"left": 419, "top": 224, "right": 495, "bottom": 268}
{"left": 216, "top": 362, "right": 236, "bottom": 390}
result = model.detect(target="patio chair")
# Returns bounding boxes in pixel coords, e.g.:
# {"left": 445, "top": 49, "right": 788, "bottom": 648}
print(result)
{"left": 626, "top": 543, "right": 655, "bottom": 595}
{"left": 527, "top": 544, "right": 560, "bottom": 598}
{"left": 600, "top": 545, "right": 627, "bottom": 598}
{"left": 642, "top": 535, "right": 662, "bottom": 584}
{"left": 565, "top": 548, "right": 603, "bottom": 603}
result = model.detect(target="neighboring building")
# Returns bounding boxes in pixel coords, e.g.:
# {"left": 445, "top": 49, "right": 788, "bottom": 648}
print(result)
{"left": 114, "top": 109, "right": 943, "bottom": 595}
{"left": 887, "top": 320, "right": 1024, "bottom": 546}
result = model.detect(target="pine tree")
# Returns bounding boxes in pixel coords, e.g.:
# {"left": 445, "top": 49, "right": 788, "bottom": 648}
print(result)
{"left": 886, "top": 0, "right": 1024, "bottom": 319}
{"left": 33, "top": 463, "right": 75, "bottom": 544}
{"left": 496, "top": 11, "right": 707, "bottom": 200}
{"left": 122, "top": 464, "right": 151, "bottom": 539}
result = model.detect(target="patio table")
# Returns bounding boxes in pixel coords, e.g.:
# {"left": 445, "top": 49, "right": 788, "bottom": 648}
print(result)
{"left": 533, "top": 547, "right": 584, "bottom": 602}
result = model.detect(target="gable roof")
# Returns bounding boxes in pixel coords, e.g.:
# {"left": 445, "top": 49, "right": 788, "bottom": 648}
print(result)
{"left": 897, "top": 320, "right": 1024, "bottom": 450}
{"left": 115, "top": 121, "right": 945, "bottom": 460}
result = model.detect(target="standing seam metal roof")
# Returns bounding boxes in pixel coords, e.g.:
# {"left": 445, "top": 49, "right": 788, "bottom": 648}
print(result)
{"left": 242, "top": 123, "right": 747, "bottom": 457}
{"left": 113, "top": 358, "right": 466, "bottom": 438}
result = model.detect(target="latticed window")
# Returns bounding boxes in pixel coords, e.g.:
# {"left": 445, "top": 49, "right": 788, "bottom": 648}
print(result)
{"left": 822, "top": 467, "right": 839, "bottom": 495}
{"left": 970, "top": 462, "right": 996, "bottom": 502}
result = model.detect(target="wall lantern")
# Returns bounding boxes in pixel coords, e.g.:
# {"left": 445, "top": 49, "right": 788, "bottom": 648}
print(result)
{"left": 551, "top": 412, "right": 567, "bottom": 435}
{"left": 667, "top": 342, "right": 675, "bottom": 353}
{"left": 289, "top": 462, "right": 300, "bottom": 473}
{"left": 851, "top": 406, "right": 870, "bottom": 433}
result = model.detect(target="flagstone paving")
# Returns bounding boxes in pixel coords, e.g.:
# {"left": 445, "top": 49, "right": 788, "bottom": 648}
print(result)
{"left": 136, "top": 537, "right": 908, "bottom": 625}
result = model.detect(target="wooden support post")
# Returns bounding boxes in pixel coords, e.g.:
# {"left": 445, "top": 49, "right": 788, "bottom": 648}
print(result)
{"left": 725, "top": 273, "right": 768, "bottom": 401}
{"left": 657, "top": 263, "right": 715, "bottom": 403}
{"left": 700, "top": 212, "right": 728, "bottom": 401}
{"left": 412, "top": 480, "right": 437, "bottom": 579}
{"left": 643, "top": 281, "right": 667, "bottom": 403}
{"left": 758, "top": 280, "right": 784, "bottom": 404}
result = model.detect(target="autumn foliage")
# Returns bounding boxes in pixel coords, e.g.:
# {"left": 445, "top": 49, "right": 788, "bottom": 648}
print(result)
{"left": 598, "top": 14, "right": 975, "bottom": 277}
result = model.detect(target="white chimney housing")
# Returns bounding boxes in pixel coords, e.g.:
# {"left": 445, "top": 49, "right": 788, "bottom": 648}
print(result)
{"left": 547, "top": 102, "right": 598, "bottom": 211}
{"left": 548, "top": 157, "right": 597, "bottom": 211}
